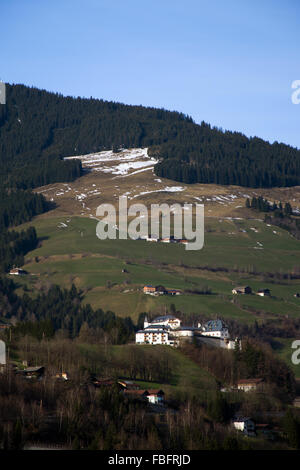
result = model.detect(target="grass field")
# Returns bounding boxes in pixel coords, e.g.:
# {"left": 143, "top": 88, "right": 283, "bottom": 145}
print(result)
{"left": 12, "top": 213, "right": 299, "bottom": 324}
{"left": 271, "top": 337, "right": 300, "bottom": 378}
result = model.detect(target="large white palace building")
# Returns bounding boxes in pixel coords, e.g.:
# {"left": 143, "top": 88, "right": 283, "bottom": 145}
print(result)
{"left": 135, "top": 315, "right": 237, "bottom": 348}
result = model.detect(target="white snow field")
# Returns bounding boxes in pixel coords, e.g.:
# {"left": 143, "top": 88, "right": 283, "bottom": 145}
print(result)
{"left": 64, "top": 148, "right": 158, "bottom": 176}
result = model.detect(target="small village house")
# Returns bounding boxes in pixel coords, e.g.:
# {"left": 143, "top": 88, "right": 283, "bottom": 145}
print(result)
{"left": 143, "top": 285, "right": 157, "bottom": 295}
{"left": 123, "top": 389, "right": 164, "bottom": 405}
{"left": 237, "top": 378, "right": 263, "bottom": 392}
{"left": 20, "top": 366, "right": 45, "bottom": 380}
{"left": 257, "top": 288, "right": 271, "bottom": 297}
{"left": 118, "top": 380, "right": 140, "bottom": 391}
{"left": 92, "top": 377, "right": 116, "bottom": 388}
{"left": 232, "top": 417, "right": 256, "bottom": 437}
{"left": 54, "top": 372, "right": 68, "bottom": 381}
{"left": 165, "top": 288, "right": 182, "bottom": 296}
{"left": 232, "top": 286, "right": 252, "bottom": 295}
{"left": 146, "top": 236, "right": 160, "bottom": 242}
{"left": 146, "top": 389, "right": 164, "bottom": 405}
{"left": 143, "top": 285, "right": 181, "bottom": 296}
{"left": 9, "top": 267, "right": 27, "bottom": 276}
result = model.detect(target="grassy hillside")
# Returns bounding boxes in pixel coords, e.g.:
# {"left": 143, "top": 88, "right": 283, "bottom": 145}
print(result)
{"left": 79, "top": 343, "right": 217, "bottom": 401}
{"left": 12, "top": 214, "right": 300, "bottom": 325}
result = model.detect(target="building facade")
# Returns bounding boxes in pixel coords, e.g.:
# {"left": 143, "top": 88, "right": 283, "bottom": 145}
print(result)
{"left": 237, "top": 378, "right": 263, "bottom": 392}
{"left": 233, "top": 417, "right": 256, "bottom": 436}
{"left": 199, "top": 319, "right": 229, "bottom": 339}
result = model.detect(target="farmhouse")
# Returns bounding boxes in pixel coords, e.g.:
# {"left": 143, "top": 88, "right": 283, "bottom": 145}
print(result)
{"left": 237, "top": 378, "right": 263, "bottom": 392}
{"left": 232, "top": 286, "right": 252, "bottom": 295}
{"left": 123, "top": 389, "right": 164, "bottom": 405}
{"left": 146, "top": 389, "right": 165, "bottom": 405}
{"left": 232, "top": 417, "right": 256, "bottom": 437}
{"left": 146, "top": 236, "right": 160, "bottom": 242}
{"left": 118, "top": 380, "right": 140, "bottom": 391}
{"left": 165, "top": 288, "right": 182, "bottom": 296}
{"left": 20, "top": 366, "right": 45, "bottom": 380}
{"left": 9, "top": 267, "right": 27, "bottom": 276}
{"left": 143, "top": 285, "right": 158, "bottom": 295}
{"left": 92, "top": 377, "right": 115, "bottom": 387}
{"left": 54, "top": 372, "right": 68, "bottom": 381}
{"left": 257, "top": 288, "right": 271, "bottom": 297}
{"left": 143, "top": 285, "right": 182, "bottom": 296}
{"left": 143, "top": 285, "right": 167, "bottom": 296}
{"left": 144, "top": 236, "right": 189, "bottom": 248}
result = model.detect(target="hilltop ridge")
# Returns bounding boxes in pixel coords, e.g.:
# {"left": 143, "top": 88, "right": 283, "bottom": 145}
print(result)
{"left": 1, "top": 83, "right": 300, "bottom": 190}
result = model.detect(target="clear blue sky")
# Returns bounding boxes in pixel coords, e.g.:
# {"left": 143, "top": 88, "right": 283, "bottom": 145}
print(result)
{"left": 1, "top": 0, "right": 300, "bottom": 147}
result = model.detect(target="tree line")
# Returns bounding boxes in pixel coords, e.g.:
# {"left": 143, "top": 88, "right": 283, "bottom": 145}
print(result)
{"left": 246, "top": 196, "right": 300, "bottom": 239}
{"left": 245, "top": 196, "right": 293, "bottom": 215}
{"left": 1, "top": 84, "right": 300, "bottom": 191}
{"left": 0, "top": 227, "right": 38, "bottom": 273}
{"left": 0, "top": 189, "right": 46, "bottom": 272}
{"left": 0, "top": 279, "right": 135, "bottom": 344}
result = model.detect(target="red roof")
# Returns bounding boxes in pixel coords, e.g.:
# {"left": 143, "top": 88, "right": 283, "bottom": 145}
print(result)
{"left": 237, "top": 378, "right": 263, "bottom": 385}
{"left": 124, "top": 389, "right": 148, "bottom": 396}
{"left": 147, "top": 389, "right": 164, "bottom": 396}
{"left": 124, "top": 389, "right": 164, "bottom": 397}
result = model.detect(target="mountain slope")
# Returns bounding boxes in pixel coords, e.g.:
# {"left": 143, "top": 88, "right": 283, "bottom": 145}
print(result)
{"left": 1, "top": 83, "right": 300, "bottom": 189}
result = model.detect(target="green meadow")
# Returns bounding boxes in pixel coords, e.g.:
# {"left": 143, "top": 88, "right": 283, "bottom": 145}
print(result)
{"left": 13, "top": 214, "right": 300, "bottom": 325}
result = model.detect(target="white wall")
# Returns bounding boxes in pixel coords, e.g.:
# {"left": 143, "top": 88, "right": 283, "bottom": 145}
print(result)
{"left": 0, "top": 340, "right": 6, "bottom": 365}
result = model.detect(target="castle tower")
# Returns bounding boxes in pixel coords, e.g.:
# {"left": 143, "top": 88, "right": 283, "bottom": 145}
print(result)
{"left": 144, "top": 315, "right": 149, "bottom": 329}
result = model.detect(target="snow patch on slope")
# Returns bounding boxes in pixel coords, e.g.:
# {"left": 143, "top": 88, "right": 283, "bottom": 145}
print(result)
{"left": 64, "top": 148, "right": 158, "bottom": 177}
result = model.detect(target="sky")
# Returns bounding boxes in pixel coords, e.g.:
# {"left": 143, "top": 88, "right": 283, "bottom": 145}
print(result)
{"left": 1, "top": 0, "right": 300, "bottom": 147}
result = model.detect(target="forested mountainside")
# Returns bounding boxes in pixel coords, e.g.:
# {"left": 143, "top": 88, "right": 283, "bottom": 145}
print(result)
{"left": 1, "top": 83, "right": 300, "bottom": 190}
{"left": 153, "top": 131, "right": 300, "bottom": 187}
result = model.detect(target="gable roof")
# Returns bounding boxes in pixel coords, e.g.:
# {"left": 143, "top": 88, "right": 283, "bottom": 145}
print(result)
{"left": 237, "top": 378, "right": 263, "bottom": 385}
{"left": 203, "top": 319, "right": 227, "bottom": 331}
{"left": 152, "top": 315, "right": 177, "bottom": 322}
{"left": 123, "top": 389, "right": 164, "bottom": 397}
